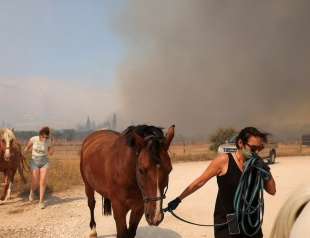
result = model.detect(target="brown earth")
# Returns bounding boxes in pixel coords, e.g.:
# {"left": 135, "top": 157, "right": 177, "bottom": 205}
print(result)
{"left": 0, "top": 156, "right": 309, "bottom": 238}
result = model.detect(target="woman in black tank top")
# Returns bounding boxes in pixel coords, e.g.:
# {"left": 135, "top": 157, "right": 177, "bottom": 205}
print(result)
{"left": 167, "top": 127, "right": 276, "bottom": 238}
{"left": 214, "top": 153, "right": 263, "bottom": 238}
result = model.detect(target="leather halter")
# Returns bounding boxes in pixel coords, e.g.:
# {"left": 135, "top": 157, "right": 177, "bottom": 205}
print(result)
{"left": 143, "top": 184, "right": 169, "bottom": 203}
{"left": 135, "top": 136, "right": 169, "bottom": 204}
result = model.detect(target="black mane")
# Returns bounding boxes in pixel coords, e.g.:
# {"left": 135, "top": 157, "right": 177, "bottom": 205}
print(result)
{"left": 122, "top": 125, "right": 166, "bottom": 163}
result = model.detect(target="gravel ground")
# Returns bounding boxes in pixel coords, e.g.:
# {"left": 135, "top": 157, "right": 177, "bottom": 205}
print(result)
{"left": 0, "top": 156, "right": 309, "bottom": 238}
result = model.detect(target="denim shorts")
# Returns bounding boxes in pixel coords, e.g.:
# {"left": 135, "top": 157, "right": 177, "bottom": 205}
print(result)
{"left": 31, "top": 156, "right": 49, "bottom": 170}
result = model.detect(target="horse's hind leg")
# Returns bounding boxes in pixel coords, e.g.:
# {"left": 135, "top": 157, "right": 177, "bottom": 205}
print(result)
{"left": 85, "top": 185, "right": 97, "bottom": 238}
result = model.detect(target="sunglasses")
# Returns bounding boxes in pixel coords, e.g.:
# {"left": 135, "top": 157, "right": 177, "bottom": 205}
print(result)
{"left": 42, "top": 136, "right": 49, "bottom": 139}
{"left": 246, "top": 143, "right": 264, "bottom": 152}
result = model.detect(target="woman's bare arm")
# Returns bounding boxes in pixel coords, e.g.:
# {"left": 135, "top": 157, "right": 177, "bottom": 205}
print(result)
{"left": 23, "top": 140, "right": 33, "bottom": 153}
{"left": 178, "top": 154, "right": 227, "bottom": 200}
{"left": 264, "top": 175, "right": 276, "bottom": 195}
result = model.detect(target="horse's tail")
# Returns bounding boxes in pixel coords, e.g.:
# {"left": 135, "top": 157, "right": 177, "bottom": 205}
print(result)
{"left": 103, "top": 197, "right": 112, "bottom": 216}
{"left": 18, "top": 155, "right": 28, "bottom": 184}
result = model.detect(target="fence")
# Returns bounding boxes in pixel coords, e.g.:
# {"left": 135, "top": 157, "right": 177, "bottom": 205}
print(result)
{"left": 302, "top": 134, "right": 310, "bottom": 146}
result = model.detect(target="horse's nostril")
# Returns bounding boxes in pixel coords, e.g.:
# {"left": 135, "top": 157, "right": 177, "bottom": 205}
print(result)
{"left": 146, "top": 213, "right": 150, "bottom": 220}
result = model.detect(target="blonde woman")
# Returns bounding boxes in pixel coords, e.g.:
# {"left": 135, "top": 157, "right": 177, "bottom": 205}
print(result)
{"left": 270, "top": 186, "right": 310, "bottom": 238}
{"left": 24, "top": 127, "right": 53, "bottom": 209}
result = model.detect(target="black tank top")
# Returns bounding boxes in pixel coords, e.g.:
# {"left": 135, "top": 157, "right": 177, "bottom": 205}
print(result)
{"left": 214, "top": 153, "right": 263, "bottom": 238}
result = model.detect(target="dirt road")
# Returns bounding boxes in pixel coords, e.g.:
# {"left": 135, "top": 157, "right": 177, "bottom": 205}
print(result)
{"left": 1, "top": 156, "right": 309, "bottom": 238}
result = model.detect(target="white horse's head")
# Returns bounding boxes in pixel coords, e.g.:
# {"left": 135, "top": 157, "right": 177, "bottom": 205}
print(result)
{"left": 270, "top": 185, "right": 310, "bottom": 238}
{"left": 0, "top": 128, "right": 16, "bottom": 161}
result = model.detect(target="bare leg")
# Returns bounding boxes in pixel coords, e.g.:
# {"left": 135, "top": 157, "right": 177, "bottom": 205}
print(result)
{"left": 128, "top": 206, "right": 144, "bottom": 238}
{"left": 112, "top": 200, "right": 130, "bottom": 238}
{"left": 39, "top": 167, "right": 48, "bottom": 203}
{"left": 31, "top": 169, "right": 40, "bottom": 193}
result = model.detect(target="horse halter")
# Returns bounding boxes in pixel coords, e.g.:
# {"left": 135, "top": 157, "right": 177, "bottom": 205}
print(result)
{"left": 143, "top": 183, "right": 169, "bottom": 203}
{"left": 137, "top": 162, "right": 169, "bottom": 203}
{"left": 135, "top": 134, "right": 169, "bottom": 204}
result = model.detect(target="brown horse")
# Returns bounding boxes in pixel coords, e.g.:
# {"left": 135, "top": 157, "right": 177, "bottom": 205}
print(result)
{"left": 80, "top": 124, "right": 175, "bottom": 238}
{"left": 0, "top": 128, "right": 27, "bottom": 202}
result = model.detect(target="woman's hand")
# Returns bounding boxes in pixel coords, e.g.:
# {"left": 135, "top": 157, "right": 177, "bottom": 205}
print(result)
{"left": 23, "top": 140, "right": 33, "bottom": 155}
{"left": 48, "top": 147, "right": 54, "bottom": 156}
{"left": 254, "top": 158, "right": 271, "bottom": 181}
{"left": 167, "top": 197, "right": 182, "bottom": 211}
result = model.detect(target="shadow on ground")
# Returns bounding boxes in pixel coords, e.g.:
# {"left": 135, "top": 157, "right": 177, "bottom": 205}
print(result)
{"left": 136, "top": 226, "right": 182, "bottom": 238}
{"left": 45, "top": 195, "right": 84, "bottom": 207}
{"left": 96, "top": 227, "right": 181, "bottom": 238}
{"left": 98, "top": 234, "right": 117, "bottom": 238}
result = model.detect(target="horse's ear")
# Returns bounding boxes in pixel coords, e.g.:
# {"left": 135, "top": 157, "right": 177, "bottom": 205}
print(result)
{"left": 165, "top": 125, "right": 175, "bottom": 149}
{"left": 132, "top": 132, "right": 146, "bottom": 149}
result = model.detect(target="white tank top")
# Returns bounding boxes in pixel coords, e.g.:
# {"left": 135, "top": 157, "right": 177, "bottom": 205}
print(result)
{"left": 30, "top": 136, "right": 51, "bottom": 158}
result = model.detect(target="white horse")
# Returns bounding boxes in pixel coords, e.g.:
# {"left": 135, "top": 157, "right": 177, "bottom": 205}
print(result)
{"left": 270, "top": 185, "right": 310, "bottom": 238}
{"left": 0, "top": 128, "right": 16, "bottom": 161}
{"left": 0, "top": 128, "right": 26, "bottom": 202}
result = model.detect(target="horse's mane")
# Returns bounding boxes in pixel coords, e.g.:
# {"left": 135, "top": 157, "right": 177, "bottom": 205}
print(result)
{"left": 0, "top": 128, "right": 5, "bottom": 137}
{"left": 270, "top": 186, "right": 310, "bottom": 238}
{"left": 0, "top": 128, "right": 16, "bottom": 140}
{"left": 121, "top": 125, "right": 166, "bottom": 164}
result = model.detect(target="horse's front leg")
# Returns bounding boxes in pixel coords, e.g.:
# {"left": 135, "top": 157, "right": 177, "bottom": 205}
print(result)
{"left": 5, "top": 182, "right": 12, "bottom": 200}
{"left": 112, "top": 200, "right": 130, "bottom": 238}
{"left": 5, "top": 170, "right": 15, "bottom": 201}
{"left": 0, "top": 172, "right": 9, "bottom": 201}
{"left": 128, "top": 205, "right": 144, "bottom": 238}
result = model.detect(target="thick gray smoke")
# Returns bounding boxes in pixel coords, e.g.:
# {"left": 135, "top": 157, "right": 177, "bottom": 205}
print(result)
{"left": 114, "top": 0, "right": 310, "bottom": 139}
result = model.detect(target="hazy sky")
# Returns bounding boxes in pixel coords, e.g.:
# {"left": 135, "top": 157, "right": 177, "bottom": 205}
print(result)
{"left": 0, "top": 0, "right": 124, "bottom": 129}
{"left": 1, "top": 1, "right": 309, "bottom": 139}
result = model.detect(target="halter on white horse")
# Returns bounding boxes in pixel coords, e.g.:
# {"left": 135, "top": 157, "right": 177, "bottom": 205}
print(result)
{"left": 0, "top": 128, "right": 16, "bottom": 161}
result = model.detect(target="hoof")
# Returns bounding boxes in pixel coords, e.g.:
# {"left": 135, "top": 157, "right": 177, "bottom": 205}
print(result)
{"left": 89, "top": 228, "right": 97, "bottom": 238}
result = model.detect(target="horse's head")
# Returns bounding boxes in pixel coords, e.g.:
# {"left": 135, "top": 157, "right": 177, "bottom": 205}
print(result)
{"left": 0, "top": 128, "right": 16, "bottom": 161}
{"left": 132, "top": 125, "right": 175, "bottom": 226}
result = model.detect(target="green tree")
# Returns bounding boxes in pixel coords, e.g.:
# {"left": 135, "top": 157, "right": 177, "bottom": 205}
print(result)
{"left": 209, "top": 128, "right": 236, "bottom": 151}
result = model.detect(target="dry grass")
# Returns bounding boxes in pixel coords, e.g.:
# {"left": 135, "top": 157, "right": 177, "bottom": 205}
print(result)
{"left": 0, "top": 154, "right": 82, "bottom": 198}
{"left": 1, "top": 142, "right": 310, "bottom": 198}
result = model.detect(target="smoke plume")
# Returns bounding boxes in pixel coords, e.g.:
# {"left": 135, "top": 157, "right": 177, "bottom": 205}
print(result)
{"left": 114, "top": 0, "right": 310, "bottom": 139}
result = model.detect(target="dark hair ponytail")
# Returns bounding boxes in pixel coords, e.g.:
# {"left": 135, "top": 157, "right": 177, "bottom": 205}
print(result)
{"left": 235, "top": 127, "right": 268, "bottom": 149}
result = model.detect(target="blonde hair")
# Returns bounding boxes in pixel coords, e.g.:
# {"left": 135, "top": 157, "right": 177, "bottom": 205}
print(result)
{"left": 270, "top": 186, "right": 310, "bottom": 238}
